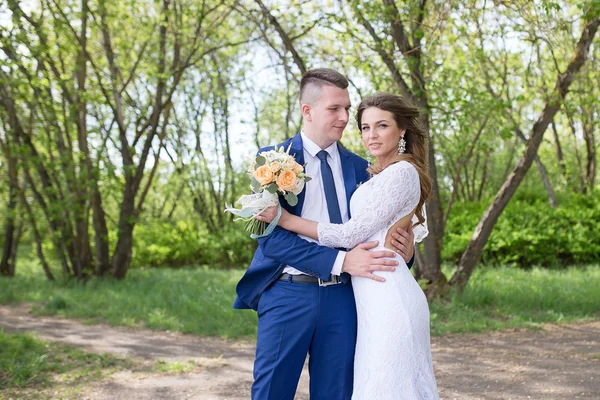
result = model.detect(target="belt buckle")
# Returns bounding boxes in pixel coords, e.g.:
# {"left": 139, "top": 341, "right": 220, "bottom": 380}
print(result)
{"left": 318, "top": 275, "right": 340, "bottom": 287}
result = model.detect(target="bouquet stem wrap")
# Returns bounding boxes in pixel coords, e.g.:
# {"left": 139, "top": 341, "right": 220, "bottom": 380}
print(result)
{"left": 224, "top": 191, "right": 282, "bottom": 238}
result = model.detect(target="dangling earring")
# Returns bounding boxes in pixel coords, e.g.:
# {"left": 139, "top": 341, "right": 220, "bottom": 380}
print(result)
{"left": 366, "top": 150, "right": 372, "bottom": 164}
{"left": 398, "top": 137, "right": 406, "bottom": 154}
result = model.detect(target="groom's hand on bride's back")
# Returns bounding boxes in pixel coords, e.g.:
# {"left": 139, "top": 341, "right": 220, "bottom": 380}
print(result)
{"left": 342, "top": 242, "right": 398, "bottom": 282}
{"left": 390, "top": 224, "right": 414, "bottom": 264}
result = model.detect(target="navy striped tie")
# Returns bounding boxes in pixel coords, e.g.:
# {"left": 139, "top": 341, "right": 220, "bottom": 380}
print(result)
{"left": 317, "top": 150, "right": 342, "bottom": 224}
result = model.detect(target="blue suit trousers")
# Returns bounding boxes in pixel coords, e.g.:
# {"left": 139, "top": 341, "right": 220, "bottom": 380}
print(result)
{"left": 252, "top": 279, "right": 357, "bottom": 400}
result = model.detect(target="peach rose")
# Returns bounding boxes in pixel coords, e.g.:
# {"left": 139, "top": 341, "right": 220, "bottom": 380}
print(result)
{"left": 254, "top": 165, "right": 274, "bottom": 185}
{"left": 284, "top": 158, "right": 296, "bottom": 170}
{"left": 269, "top": 161, "right": 282, "bottom": 173}
{"left": 276, "top": 169, "right": 298, "bottom": 192}
{"left": 292, "top": 162, "right": 303, "bottom": 174}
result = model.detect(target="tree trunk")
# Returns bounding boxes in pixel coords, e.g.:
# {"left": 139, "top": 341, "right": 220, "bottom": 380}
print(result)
{"left": 551, "top": 120, "right": 570, "bottom": 185}
{"left": 356, "top": 0, "right": 448, "bottom": 291}
{"left": 0, "top": 78, "right": 75, "bottom": 276}
{"left": 73, "top": 0, "right": 92, "bottom": 278}
{"left": 413, "top": 243, "right": 424, "bottom": 281}
{"left": 451, "top": 17, "right": 599, "bottom": 290}
{"left": 111, "top": 226, "right": 134, "bottom": 279}
{"left": 583, "top": 107, "right": 596, "bottom": 193}
{"left": 92, "top": 188, "right": 111, "bottom": 276}
{"left": 19, "top": 180, "right": 55, "bottom": 281}
{"left": 515, "top": 127, "right": 558, "bottom": 207}
{"left": 0, "top": 149, "right": 18, "bottom": 277}
{"left": 566, "top": 110, "right": 587, "bottom": 192}
{"left": 111, "top": 184, "right": 136, "bottom": 279}
{"left": 76, "top": 0, "right": 110, "bottom": 277}
{"left": 534, "top": 156, "right": 558, "bottom": 207}
{"left": 420, "top": 117, "right": 447, "bottom": 286}
{"left": 477, "top": 151, "right": 490, "bottom": 201}
{"left": 8, "top": 221, "right": 21, "bottom": 277}
{"left": 104, "top": 0, "right": 169, "bottom": 279}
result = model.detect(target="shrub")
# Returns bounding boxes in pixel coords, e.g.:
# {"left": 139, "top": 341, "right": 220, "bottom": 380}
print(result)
{"left": 132, "top": 220, "right": 256, "bottom": 268}
{"left": 443, "top": 194, "right": 600, "bottom": 267}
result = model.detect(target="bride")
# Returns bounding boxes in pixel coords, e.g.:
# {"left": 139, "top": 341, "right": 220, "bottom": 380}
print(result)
{"left": 257, "top": 93, "right": 439, "bottom": 399}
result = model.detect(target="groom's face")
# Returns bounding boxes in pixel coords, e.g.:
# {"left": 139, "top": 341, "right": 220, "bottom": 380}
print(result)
{"left": 310, "top": 85, "right": 351, "bottom": 144}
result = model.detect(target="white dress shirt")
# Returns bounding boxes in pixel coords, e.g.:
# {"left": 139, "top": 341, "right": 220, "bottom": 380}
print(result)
{"left": 283, "top": 132, "right": 348, "bottom": 277}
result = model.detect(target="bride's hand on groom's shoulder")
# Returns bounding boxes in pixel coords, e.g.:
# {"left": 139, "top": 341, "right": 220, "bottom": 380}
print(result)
{"left": 342, "top": 242, "right": 398, "bottom": 282}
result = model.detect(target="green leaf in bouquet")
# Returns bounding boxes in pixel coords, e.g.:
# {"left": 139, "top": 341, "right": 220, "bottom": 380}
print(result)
{"left": 256, "top": 155, "right": 266, "bottom": 166}
{"left": 304, "top": 176, "right": 312, "bottom": 182}
{"left": 251, "top": 177, "right": 262, "bottom": 193}
{"left": 285, "top": 192, "right": 298, "bottom": 206}
{"left": 267, "top": 183, "right": 279, "bottom": 194}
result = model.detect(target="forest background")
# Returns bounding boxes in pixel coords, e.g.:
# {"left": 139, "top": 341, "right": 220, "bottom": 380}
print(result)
{"left": 0, "top": 0, "right": 599, "bottom": 295}
{"left": 2, "top": 2, "right": 600, "bottom": 395}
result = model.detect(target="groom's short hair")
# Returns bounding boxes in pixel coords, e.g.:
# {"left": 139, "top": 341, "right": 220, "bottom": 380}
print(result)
{"left": 299, "top": 68, "right": 349, "bottom": 105}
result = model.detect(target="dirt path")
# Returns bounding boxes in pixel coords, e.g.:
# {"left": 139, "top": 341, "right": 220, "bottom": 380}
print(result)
{"left": 1, "top": 304, "right": 599, "bottom": 399}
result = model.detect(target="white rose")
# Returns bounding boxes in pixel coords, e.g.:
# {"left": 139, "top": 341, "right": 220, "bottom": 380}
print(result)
{"left": 291, "top": 178, "right": 305, "bottom": 195}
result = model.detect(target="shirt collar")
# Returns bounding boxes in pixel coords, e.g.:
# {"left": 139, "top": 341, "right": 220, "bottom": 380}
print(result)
{"left": 300, "top": 131, "right": 339, "bottom": 160}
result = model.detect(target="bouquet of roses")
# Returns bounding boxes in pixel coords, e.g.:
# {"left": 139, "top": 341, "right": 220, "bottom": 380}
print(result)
{"left": 225, "top": 145, "right": 311, "bottom": 237}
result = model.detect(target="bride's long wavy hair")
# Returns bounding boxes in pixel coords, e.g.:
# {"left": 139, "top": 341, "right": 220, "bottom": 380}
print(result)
{"left": 356, "top": 93, "right": 432, "bottom": 226}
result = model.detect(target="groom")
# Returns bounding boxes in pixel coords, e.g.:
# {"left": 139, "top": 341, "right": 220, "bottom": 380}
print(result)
{"left": 234, "top": 68, "right": 415, "bottom": 399}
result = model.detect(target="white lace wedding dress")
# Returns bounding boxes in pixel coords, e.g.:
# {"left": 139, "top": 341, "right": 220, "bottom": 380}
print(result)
{"left": 318, "top": 161, "right": 439, "bottom": 400}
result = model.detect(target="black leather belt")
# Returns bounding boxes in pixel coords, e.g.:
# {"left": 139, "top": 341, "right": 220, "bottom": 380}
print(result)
{"left": 279, "top": 273, "right": 342, "bottom": 287}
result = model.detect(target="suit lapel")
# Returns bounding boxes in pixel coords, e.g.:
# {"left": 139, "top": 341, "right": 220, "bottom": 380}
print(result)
{"left": 287, "top": 133, "right": 305, "bottom": 216}
{"left": 284, "top": 136, "right": 358, "bottom": 217}
{"left": 338, "top": 144, "right": 357, "bottom": 218}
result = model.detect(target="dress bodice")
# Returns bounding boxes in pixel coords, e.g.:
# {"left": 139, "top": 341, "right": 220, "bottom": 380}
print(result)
{"left": 318, "top": 161, "right": 427, "bottom": 249}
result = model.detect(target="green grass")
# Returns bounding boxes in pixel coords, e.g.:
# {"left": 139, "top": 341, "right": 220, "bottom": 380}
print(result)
{"left": 0, "top": 259, "right": 258, "bottom": 338}
{"left": 1, "top": 258, "right": 599, "bottom": 338}
{"left": 429, "top": 265, "right": 600, "bottom": 335}
{"left": 153, "top": 360, "right": 199, "bottom": 374}
{"left": 0, "top": 329, "right": 132, "bottom": 392}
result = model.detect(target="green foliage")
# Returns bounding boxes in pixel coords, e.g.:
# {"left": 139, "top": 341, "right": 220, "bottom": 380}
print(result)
{"left": 153, "top": 360, "right": 198, "bottom": 374}
{"left": 0, "top": 265, "right": 258, "bottom": 338}
{"left": 0, "top": 0, "right": 597, "bottom": 286}
{"left": 132, "top": 220, "right": 256, "bottom": 268}
{"left": 0, "top": 329, "right": 132, "bottom": 389}
{"left": 0, "top": 331, "right": 49, "bottom": 388}
{"left": 2, "top": 263, "right": 599, "bottom": 339}
{"left": 444, "top": 193, "right": 600, "bottom": 267}
{"left": 430, "top": 265, "right": 600, "bottom": 335}
{"left": 284, "top": 192, "right": 298, "bottom": 206}
{"left": 45, "top": 295, "right": 68, "bottom": 311}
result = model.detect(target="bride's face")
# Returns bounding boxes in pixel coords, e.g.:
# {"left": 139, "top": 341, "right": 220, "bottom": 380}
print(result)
{"left": 360, "top": 107, "right": 405, "bottom": 160}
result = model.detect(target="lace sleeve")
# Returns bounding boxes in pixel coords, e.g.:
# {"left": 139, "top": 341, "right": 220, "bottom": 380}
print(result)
{"left": 411, "top": 205, "right": 428, "bottom": 243}
{"left": 318, "top": 162, "right": 421, "bottom": 249}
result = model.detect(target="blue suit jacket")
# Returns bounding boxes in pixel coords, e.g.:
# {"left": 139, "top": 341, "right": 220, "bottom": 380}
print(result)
{"left": 233, "top": 133, "right": 370, "bottom": 310}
